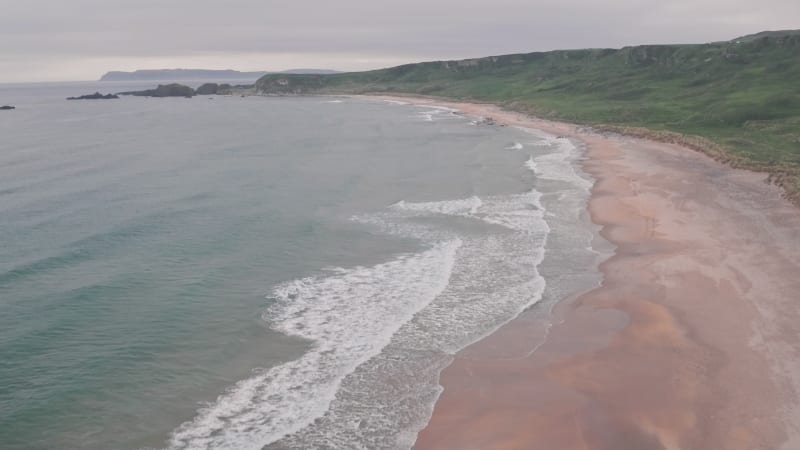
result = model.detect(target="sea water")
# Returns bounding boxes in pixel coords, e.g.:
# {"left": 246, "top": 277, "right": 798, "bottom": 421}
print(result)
{"left": 0, "top": 83, "right": 603, "bottom": 449}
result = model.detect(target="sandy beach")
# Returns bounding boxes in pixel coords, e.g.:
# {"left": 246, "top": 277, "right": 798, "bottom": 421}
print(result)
{"left": 365, "top": 96, "right": 800, "bottom": 449}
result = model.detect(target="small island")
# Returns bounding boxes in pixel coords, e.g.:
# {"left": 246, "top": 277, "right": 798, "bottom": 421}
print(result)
{"left": 67, "top": 92, "right": 119, "bottom": 100}
{"left": 114, "top": 82, "right": 255, "bottom": 98}
{"left": 117, "top": 83, "right": 196, "bottom": 98}
{"left": 195, "top": 83, "right": 236, "bottom": 95}
{"left": 0, "top": 105, "right": 15, "bottom": 110}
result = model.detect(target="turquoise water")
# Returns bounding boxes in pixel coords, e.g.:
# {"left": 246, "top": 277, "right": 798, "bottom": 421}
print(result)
{"left": 0, "top": 84, "right": 602, "bottom": 449}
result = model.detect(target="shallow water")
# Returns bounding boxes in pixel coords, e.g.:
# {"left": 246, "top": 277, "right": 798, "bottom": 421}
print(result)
{"left": 0, "top": 84, "right": 601, "bottom": 449}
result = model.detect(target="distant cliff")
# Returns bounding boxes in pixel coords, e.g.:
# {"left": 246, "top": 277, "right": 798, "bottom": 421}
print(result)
{"left": 100, "top": 69, "right": 340, "bottom": 82}
{"left": 101, "top": 69, "right": 268, "bottom": 82}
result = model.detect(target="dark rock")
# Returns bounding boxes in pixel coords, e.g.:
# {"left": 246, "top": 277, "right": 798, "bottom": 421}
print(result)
{"left": 195, "top": 83, "right": 219, "bottom": 95}
{"left": 0, "top": 105, "right": 14, "bottom": 110}
{"left": 215, "top": 83, "right": 234, "bottom": 94}
{"left": 67, "top": 92, "right": 119, "bottom": 100}
{"left": 118, "top": 83, "right": 196, "bottom": 98}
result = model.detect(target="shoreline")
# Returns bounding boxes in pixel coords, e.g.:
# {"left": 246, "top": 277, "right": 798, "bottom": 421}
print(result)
{"left": 360, "top": 95, "right": 800, "bottom": 449}
{"left": 353, "top": 93, "right": 800, "bottom": 207}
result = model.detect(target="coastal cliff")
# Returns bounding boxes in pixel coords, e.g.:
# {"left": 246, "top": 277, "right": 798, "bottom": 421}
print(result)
{"left": 255, "top": 30, "right": 800, "bottom": 204}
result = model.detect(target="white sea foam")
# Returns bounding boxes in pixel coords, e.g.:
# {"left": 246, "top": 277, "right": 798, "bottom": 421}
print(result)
{"left": 389, "top": 191, "right": 546, "bottom": 235}
{"left": 167, "top": 240, "right": 461, "bottom": 450}
{"left": 416, "top": 106, "right": 458, "bottom": 122}
{"left": 479, "top": 191, "right": 547, "bottom": 233}
{"left": 520, "top": 128, "right": 593, "bottom": 191}
{"left": 274, "top": 232, "right": 548, "bottom": 449}
{"left": 392, "top": 195, "right": 482, "bottom": 216}
{"left": 525, "top": 155, "right": 538, "bottom": 172}
{"left": 325, "top": 100, "right": 344, "bottom": 103}
{"left": 506, "top": 142, "right": 524, "bottom": 150}
{"left": 168, "top": 120, "right": 597, "bottom": 450}
{"left": 425, "top": 105, "right": 459, "bottom": 113}
{"left": 274, "top": 183, "right": 551, "bottom": 448}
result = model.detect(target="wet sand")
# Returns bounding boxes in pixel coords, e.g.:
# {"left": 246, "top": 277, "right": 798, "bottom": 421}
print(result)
{"left": 364, "top": 96, "right": 800, "bottom": 449}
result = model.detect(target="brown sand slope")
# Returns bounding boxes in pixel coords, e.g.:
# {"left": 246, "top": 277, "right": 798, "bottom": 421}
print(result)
{"left": 371, "top": 99, "right": 800, "bottom": 450}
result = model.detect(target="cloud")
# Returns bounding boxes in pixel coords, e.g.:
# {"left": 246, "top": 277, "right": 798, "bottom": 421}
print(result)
{"left": 0, "top": 0, "right": 798, "bottom": 81}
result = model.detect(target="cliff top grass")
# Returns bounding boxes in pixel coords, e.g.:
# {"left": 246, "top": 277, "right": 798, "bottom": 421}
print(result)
{"left": 256, "top": 30, "right": 800, "bottom": 204}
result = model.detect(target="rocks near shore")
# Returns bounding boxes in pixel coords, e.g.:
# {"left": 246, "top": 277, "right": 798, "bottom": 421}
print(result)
{"left": 194, "top": 83, "right": 252, "bottom": 95}
{"left": 0, "top": 105, "right": 15, "bottom": 110}
{"left": 65, "top": 82, "right": 256, "bottom": 104}
{"left": 118, "top": 83, "right": 196, "bottom": 98}
{"left": 67, "top": 92, "right": 119, "bottom": 100}
{"left": 114, "top": 82, "right": 252, "bottom": 98}
{"left": 195, "top": 83, "right": 233, "bottom": 95}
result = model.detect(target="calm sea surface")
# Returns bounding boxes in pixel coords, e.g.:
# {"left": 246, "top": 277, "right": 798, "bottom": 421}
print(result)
{"left": 0, "top": 82, "right": 603, "bottom": 449}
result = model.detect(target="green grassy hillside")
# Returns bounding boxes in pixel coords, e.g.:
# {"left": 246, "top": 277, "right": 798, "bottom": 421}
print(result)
{"left": 256, "top": 31, "right": 800, "bottom": 203}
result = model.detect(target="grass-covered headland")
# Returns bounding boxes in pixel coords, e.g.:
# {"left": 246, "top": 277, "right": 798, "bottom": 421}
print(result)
{"left": 256, "top": 30, "right": 800, "bottom": 204}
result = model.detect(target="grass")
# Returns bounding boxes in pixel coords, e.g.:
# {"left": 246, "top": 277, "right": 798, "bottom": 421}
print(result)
{"left": 255, "top": 31, "right": 800, "bottom": 204}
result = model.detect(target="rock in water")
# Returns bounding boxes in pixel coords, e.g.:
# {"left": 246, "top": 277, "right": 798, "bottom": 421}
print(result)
{"left": 195, "top": 83, "right": 219, "bottom": 95}
{"left": 67, "top": 92, "right": 120, "bottom": 100}
{"left": 0, "top": 105, "right": 15, "bottom": 110}
{"left": 117, "top": 84, "right": 196, "bottom": 98}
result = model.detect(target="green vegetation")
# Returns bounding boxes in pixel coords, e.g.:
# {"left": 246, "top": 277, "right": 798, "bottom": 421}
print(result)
{"left": 256, "top": 31, "right": 800, "bottom": 204}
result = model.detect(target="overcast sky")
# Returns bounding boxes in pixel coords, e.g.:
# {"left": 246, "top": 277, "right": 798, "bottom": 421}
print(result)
{"left": 0, "top": 0, "right": 798, "bottom": 82}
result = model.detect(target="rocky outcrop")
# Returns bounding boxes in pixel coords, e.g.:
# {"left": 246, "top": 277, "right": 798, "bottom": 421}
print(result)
{"left": 118, "top": 84, "right": 195, "bottom": 98}
{"left": 116, "top": 82, "right": 254, "bottom": 98}
{"left": 194, "top": 83, "right": 254, "bottom": 95}
{"left": 67, "top": 92, "right": 119, "bottom": 100}
{"left": 0, "top": 105, "right": 14, "bottom": 110}
{"left": 255, "top": 75, "right": 327, "bottom": 94}
{"left": 213, "top": 84, "right": 234, "bottom": 94}
{"left": 195, "top": 83, "right": 220, "bottom": 95}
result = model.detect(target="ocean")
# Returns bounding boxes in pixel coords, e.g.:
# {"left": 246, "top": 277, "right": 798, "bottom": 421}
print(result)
{"left": 0, "top": 82, "right": 603, "bottom": 449}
